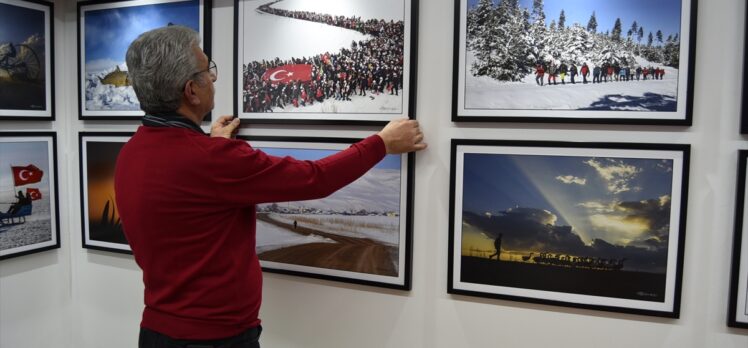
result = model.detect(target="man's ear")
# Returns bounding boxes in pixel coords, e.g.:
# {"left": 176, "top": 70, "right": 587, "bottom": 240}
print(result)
{"left": 183, "top": 80, "right": 201, "bottom": 105}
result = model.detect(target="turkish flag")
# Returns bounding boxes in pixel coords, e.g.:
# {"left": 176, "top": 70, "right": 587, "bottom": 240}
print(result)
{"left": 262, "top": 64, "right": 313, "bottom": 84}
{"left": 11, "top": 164, "right": 43, "bottom": 186}
{"left": 26, "top": 188, "right": 42, "bottom": 200}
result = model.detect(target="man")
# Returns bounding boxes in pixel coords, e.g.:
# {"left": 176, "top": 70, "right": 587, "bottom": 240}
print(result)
{"left": 115, "top": 26, "right": 426, "bottom": 348}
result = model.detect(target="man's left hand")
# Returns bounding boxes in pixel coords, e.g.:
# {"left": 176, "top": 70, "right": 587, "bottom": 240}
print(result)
{"left": 211, "top": 115, "right": 241, "bottom": 139}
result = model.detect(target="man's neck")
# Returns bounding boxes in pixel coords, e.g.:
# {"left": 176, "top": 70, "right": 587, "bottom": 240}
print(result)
{"left": 175, "top": 106, "right": 204, "bottom": 126}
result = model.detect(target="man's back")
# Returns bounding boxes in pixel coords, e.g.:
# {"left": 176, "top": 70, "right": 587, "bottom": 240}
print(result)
{"left": 115, "top": 126, "right": 262, "bottom": 340}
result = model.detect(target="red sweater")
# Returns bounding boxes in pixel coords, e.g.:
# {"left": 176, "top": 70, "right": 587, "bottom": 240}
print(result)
{"left": 114, "top": 126, "right": 385, "bottom": 339}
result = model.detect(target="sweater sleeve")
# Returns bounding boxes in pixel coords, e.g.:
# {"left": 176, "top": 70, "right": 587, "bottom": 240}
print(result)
{"left": 213, "top": 134, "right": 387, "bottom": 205}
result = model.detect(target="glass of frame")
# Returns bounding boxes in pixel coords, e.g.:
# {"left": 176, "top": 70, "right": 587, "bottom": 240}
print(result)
{"left": 449, "top": 139, "right": 689, "bottom": 317}
{"left": 234, "top": 0, "right": 419, "bottom": 125}
{"left": 77, "top": 0, "right": 211, "bottom": 120}
{"left": 0, "top": 0, "right": 54, "bottom": 120}
{"left": 0, "top": 132, "right": 60, "bottom": 260}
{"left": 452, "top": 0, "right": 697, "bottom": 125}
{"left": 729, "top": 150, "right": 748, "bottom": 328}
{"left": 79, "top": 132, "right": 132, "bottom": 254}
{"left": 243, "top": 136, "right": 414, "bottom": 289}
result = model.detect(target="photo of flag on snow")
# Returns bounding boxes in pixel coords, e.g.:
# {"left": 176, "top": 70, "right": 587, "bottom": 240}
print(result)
{"left": 235, "top": 0, "right": 417, "bottom": 124}
{"left": 0, "top": 133, "right": 59, "bottom": 260}
{"left": 453, "top": 0, "right": 696, "bottom": 124}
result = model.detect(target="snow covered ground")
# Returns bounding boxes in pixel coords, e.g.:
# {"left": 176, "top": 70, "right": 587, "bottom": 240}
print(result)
{"left": 464, "top": 51, "right": 679, "bottom": 111}
{"left": 256, "top": 218, "right": 336, "bottom": 254}
{"left": 269, "top": 213, "right": 400, "bottom": 245}
{"left": 240, "top": 0, "right": 405, "bottom": 115}
{"left": 85, "top": 63, "right": 140, "bottom": 111}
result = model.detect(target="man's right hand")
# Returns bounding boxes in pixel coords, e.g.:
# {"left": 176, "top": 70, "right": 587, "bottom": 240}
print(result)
{"left": 377, "top": 118, "right": 427, "bottom": 154}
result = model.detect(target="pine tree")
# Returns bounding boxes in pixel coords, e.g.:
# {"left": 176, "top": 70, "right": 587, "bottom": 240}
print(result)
{"left": 611, "top": 18, "right": 622, "bottom": 42}
{"left": 630, "top": 21, "right": 638, "bottom": 36}
{"left": 467, "top": 0, "right": 496, "bottom": 40}
{"left": 558, "top": 9, "right": 566, "bottom": 30}
{"left": 550, "top": 19, "right": 556, "bottom": 31}
{"left": 587, "top": 11, "right": 597, "bottom": 33}
{"left": 648, "top": 32, "right": 653, "bottom": 47}
{"left": 656, "top": 30, "right": 663, "bottom": 44}
{"left": 637, "top": 27, "right": 644, "bottom": 44}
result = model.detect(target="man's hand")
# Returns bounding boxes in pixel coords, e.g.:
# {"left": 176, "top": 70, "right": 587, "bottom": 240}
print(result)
{"left": 377, "top": 118, "right": 427, "bottom": 154}
{"left": 210, "top": 115, "right": 241, "bottom": 139}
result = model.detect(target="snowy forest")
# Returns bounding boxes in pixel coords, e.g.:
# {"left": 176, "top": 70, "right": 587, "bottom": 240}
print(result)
{"left": 467, "top": 0, "right": 681, "bottom": 82}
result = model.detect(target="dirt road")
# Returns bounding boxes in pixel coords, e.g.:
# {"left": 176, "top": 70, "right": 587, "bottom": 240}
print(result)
{"left": 257, "top": 213, "right": 397, "bottom": 276}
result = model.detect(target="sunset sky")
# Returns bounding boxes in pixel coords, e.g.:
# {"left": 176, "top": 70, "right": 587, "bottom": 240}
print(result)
{"left": 460, "top": 152, "right": 676, "bottom": 273}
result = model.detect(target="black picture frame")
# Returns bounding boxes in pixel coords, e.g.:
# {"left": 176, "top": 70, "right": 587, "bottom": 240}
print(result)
{"left": 448, "top": 139, "right": 690, "bottom": 317}
{"left": 0, "top": 132, "right": 60, "bottom": 260}
{"left": 234, "top": 0, "right": 419, "bottom": 125}
{"left": 452, "top": 0, "right": 697, "bottom": 125}
{"left": 77, "top": 0, "right": 212, "bottom": 120}
{"left": 0, "top": 0, "right": 55, "bottom": 121}
{"left": 741, "top": 4, "right": 748, "bottom": 134}
{"left": 241, "top": 136, "right": 414, "bottom": 290}
{"left": 79, "top": 132, "right": 133, "bottom": 254}
{"left": 728, "top": 150, "right": 748, "bottom": 328}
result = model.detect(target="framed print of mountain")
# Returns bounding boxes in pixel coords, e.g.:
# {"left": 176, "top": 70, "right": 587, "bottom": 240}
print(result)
{"left": 0, "top": 0, "right": 54, "bottom": 120}
{"left": 242, "top": 136, "right": 414, "bottom": 289}
{"left": 449, "top": 139, "right": 690, "bottom": 317}
{"left": 729, "top": 150, "right": 748, "bottom": 328}
{"left": 234, "top": 0, "right": 419, "bottom": 125}
{"left": 77, "top": 0, "right": 211, "bottom": 120}
{"left": 452, "top": 0, "right": 697, "bottom": 125}
{"left": 0, "top": 132, "right": 60, "bottom": 260}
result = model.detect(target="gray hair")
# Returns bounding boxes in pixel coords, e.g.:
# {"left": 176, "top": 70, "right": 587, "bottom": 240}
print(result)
{"left": 126, "top": 25, "right": 201, "bottom": 114}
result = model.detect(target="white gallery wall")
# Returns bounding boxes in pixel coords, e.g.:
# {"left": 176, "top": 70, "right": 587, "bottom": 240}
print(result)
{"left": 2, "top": 0, "right": 748, "bottom": 346}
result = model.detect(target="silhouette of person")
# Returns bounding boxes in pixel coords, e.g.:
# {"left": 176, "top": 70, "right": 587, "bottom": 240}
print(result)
{"left": 7, "top": 190, "right": 29, "bottom": 215}
{"left": 293, "top": 220, "right": 298, "bottom": 230}
{"left": 488, "top": 233, "right": 503, "bottom": 261}
{"left": 0, "top": 43, "right": 16, "bottom": 67}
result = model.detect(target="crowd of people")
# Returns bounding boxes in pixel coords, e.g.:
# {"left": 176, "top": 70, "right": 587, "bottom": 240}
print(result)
{"left": 533, "top": 61, "right": 667, "bottom": 86}
{"left": 242, "top": 1, "right": 405, "bottom": 113}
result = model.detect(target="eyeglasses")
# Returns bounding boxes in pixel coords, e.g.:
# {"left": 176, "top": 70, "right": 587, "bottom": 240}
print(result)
{"left": 193, "top": 60, "right": 218, "bottom": 80}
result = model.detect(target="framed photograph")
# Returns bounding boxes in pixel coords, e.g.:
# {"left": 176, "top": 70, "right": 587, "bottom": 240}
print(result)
{"left": 0, "top": 132, "right": 60, "bottom": 260}
{"left": 452, "top": 0, "right": 697, "bottom": 125}
{"left": 234, "top": 0, "right": 419, "bottom": 125}
{"left": 78, "top": 0, "right": 211, "bottom": 120}
{"left": 729, "top": 150, "right": 748, "bottom": 328}
{"left": 79, "top": 132, "right": 132, "bottom": 254}
{"left": 449, "top": 139, "right": 689, "bottom": 317}
{"left": 242, "top": 136, "right": 414, "bottom": 289}
{"left": 0, "top": 0, "right": 54, "bottom": 120}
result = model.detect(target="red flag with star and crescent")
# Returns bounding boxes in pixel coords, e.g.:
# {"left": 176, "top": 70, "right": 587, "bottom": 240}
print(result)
{"left": 26, "top": 188, "right": 42, "bottom": 200}
{"left": 11, "top": 164, "right": 43, "bottom": 186}
{"left": 261, "top": 64, "right": 313, "bottom": 84}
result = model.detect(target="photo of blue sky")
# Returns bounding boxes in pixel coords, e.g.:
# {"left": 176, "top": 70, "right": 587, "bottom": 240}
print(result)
{"left": 83, "top": 0, "right": 200, "bottom": 70}
{"left": 260, "top": 147, "right": 401, "bottom": 170}
{"left": 0, "top": 2, "right": 45, "bottom": 45}
{"left": 460, "top": 151, "right": 677, "bottom": 273}
{"left": 468, "top": 0, "right": 682, "bottom": 39}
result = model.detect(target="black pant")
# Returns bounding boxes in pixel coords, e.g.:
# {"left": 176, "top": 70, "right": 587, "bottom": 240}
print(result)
{"left": 139, "top": 326, "right": 261, "bottom": 348}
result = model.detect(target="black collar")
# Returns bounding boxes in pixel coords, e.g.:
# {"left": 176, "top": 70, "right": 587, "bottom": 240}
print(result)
{"left": 142, "top": 112, "right": 206, "bottom": 135}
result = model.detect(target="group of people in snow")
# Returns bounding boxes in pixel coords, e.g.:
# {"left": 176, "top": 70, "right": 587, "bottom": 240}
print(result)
{"left": 534, "top": 61, "right": 667, "bottom": 86}
{"left": 242, "top": 5, "right": 405, "bottom": 113}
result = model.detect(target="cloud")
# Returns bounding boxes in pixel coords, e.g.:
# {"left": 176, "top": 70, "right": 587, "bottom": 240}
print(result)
{"left": 585, "top": 158, "right": 641, "bottom": 194}
{"left": 556, "top": 175, "right": 586, "bottom": 185}
{"left": 463, "top": 199, "right": 672, "bottom": 273}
